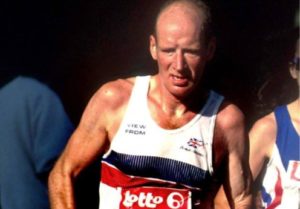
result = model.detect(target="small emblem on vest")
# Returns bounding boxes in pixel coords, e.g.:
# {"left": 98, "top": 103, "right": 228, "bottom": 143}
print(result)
{"left": 187, "top": 138, "right": 204, "bottom": 149}
{"left": 180, "top": 138, "right": 205, "bottom": 156}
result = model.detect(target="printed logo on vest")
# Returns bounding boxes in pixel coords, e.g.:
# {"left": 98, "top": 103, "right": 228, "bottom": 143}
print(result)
{"left": 120, "top": 187, "right": 190, "bottom": 209}
{"left": 287, "top": 160, "right": 300, "bottom": 186}
{"left": 125, "top": 123, "right": 146, "bottom": 135}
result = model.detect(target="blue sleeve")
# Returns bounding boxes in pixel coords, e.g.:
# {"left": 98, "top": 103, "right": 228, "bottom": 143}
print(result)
{"left": 0, "top": 76, "right": 74, "bottom": 209}
{"left": 22, "top": 77, "right": 74, "bottom": 175}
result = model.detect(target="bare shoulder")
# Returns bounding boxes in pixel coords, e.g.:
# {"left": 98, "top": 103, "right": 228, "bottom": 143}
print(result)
{"left": 90, "top": 77, "right": 135, "bottom": 111}
{"left": 250, "top": 113, "right": 276, "bottom": 136}
{"left": 216, "top": 101, "right": 245, "bottom": 131}
{"left": 249, "top": 112, "right": 277, "bottom": 149}
{"left": 78, "top": 77, "right": 136, "bottom": 136}
{"left": 213, "top": 101, "right": 246, "bottom": 158}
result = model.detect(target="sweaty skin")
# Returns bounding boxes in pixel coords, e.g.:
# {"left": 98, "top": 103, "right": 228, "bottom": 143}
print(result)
{"left": 48, "top": 1, "right": 252, "bottom": 209}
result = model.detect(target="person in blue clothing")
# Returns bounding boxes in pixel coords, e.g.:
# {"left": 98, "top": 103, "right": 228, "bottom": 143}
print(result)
{"left": 0, "top": 76, "right": 74, "bottom": 209}
{"left": 249, "top": 37, "right": 300, "bottom": 209}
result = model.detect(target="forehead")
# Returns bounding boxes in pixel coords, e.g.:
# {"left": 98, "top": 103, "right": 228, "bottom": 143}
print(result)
{"left": 156, "top": 3, "right": 204, "bottom": 38}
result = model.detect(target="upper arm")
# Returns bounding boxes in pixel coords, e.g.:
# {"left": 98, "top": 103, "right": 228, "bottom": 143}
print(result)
{"left": 54, "top": 79, "right": 131, "bottom": 178}
{"left": 249, "top": 114, "right": 276, "bottom": 188}
{"left": 216, "top": 103, "right": 252, "bottom": 208}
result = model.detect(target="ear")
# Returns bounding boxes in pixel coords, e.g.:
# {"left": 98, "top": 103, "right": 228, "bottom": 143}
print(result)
{"left": 290, "top": 66, "right": 299, "bottom": 79}
{"left": 149, "top": 35, "right": 158, "bottom": 60}
{"left": 206, "top": 37, "right": 216, "bottom": 61}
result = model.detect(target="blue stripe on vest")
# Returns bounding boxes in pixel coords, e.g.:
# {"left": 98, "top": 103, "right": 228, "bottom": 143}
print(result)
{"left": 275, "top": 105, "right": 300, "bottom": 170}
{"left": 103, "top": 150, "right": 210, "bottom": 188}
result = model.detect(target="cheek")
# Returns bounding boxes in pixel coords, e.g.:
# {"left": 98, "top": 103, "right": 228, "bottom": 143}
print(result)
{"left": 188, "top": 59, "right": 205, "bottom": 74}
{"left": 293, "top": 70, "right": 300, "bottom": 85}
{"left": 157, "top": 56, "right": 172, "bottom": 68}
{"left": 187, "top": 55, "right": 204, "bottom": 66}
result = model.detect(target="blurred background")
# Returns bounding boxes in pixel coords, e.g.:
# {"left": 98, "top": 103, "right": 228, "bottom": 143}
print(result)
{"left": 0, "top": 0, "right": 298, "bottom": 208}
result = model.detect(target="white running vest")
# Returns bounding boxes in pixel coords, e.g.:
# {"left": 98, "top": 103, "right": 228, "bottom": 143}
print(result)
{"left": 261, "top": 106, "right": 300, "bottom": 209}
{"left": 99, "top": 76, "right": 224, "bottom": 209}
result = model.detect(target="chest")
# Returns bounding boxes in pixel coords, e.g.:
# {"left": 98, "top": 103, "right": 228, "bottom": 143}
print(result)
{"left": 105, "top": 109, "right": 218, "bottom": 189}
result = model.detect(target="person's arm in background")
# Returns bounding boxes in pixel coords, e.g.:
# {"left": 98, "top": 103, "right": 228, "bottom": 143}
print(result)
{"left": 29, "top": 77, "right": 74, "bottom": 181}
{"left": 0, "top": 76, "right": 74, "bottom": 209}
{"left": 214, "top": 186, "right": 230, "bottom": 209}
{"left": 249, "top": 113, "right": 275, "bottom": 209}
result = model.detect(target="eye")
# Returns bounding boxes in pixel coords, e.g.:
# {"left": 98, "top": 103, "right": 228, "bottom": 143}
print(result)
{"left": 184, "top": 49, "right": 201, "bottom": 56}
{"left": 161, "top": 48, "right": 175, "bottom": 56}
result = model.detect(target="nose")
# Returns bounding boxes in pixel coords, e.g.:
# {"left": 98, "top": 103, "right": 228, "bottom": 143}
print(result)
{"left": 174, "top": 50, "right": 185, "bottom": 71}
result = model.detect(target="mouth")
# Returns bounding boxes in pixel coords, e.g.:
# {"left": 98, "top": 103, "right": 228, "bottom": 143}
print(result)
{"left": 170, "top": 74, "right": 189, "bottom": 86}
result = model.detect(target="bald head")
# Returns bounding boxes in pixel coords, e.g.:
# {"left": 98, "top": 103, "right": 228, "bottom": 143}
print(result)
{"left": 154, "top": 0, "right": 213, "bottom": 45}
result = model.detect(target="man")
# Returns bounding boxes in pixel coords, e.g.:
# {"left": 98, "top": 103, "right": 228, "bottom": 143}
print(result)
{"left": 0, "top": 76, "right": 74, "bottom": 209}
{"left": 49, "top": 0, "right": 252, "bottom": 208}
{"left": 249, "top": 38, "right": 300, "bottom": 208}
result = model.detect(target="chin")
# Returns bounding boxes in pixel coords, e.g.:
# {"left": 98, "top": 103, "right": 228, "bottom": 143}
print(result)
{"left": 170, "top": 86, "right": 194, "bottom": 99}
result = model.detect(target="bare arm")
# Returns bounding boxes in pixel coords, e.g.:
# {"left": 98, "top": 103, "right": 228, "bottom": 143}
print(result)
{"left": 249, "top": 113, "right": 276, "bottom": 207}
{"left": 214, "top": 185, "right": 230, "bottom": 209}
{"left": 48, "top": 80, "right": 130, "bottom": 209}
{"left": 217, "top": 103, "right": 253, "bottom": 209}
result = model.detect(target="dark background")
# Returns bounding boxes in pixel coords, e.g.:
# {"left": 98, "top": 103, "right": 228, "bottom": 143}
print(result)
{"left": 0, "top": 0, "right": 299, "bottom": 208}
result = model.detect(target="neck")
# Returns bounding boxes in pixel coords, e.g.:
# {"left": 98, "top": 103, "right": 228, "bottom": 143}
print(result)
{"left": 149, "top": 75, "right": 208, "bottom": 117}
{"left": 294, "top": 97, "right": 300, "bottom": 115}
{"left": 287, "top": 98, "right": 300, "bottom": 120}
